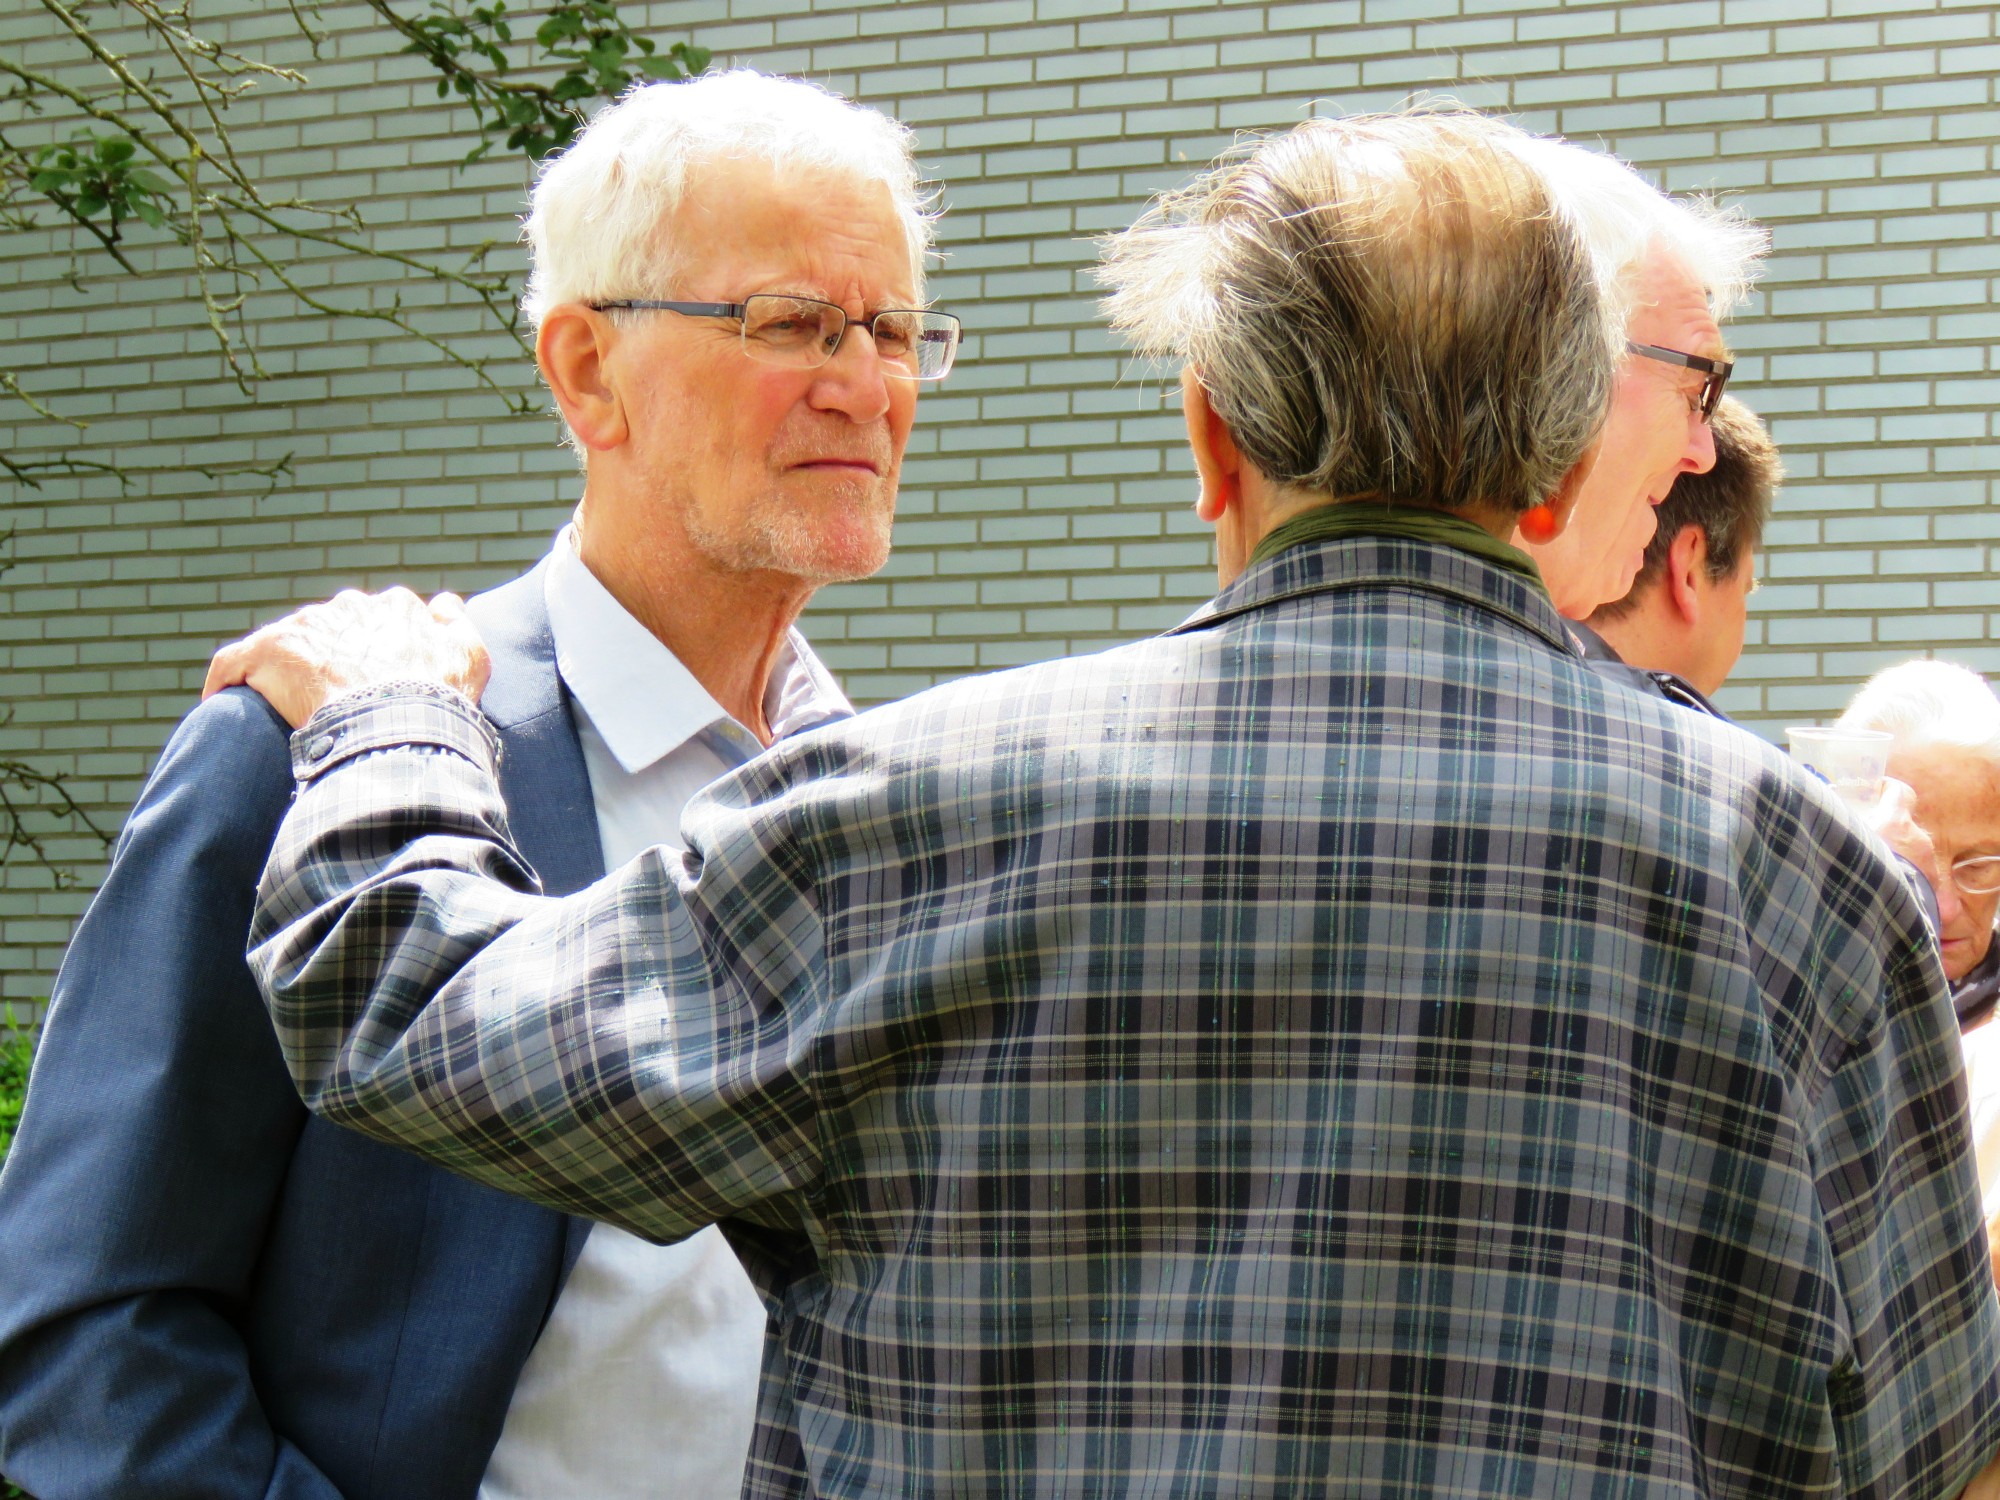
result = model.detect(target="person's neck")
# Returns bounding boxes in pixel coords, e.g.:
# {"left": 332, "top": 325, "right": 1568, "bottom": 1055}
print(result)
{"left": 1583, "top": 600, "right": 1690, "bottom": 686}
{"left": 1220, "top": 488, "right": 1517, "bottom": 586}
{"left": 574, "top": 506, "right": 811, "bottom": 748}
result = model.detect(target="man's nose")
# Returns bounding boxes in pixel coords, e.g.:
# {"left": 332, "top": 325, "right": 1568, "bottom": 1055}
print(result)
{"left": 809, "top": 327, "right": 893, "bottom": 423}
{"left": 1937, "top": 867, "right": 1966, "bottom": 934}
{"left": 1685, "top": 412, "right": 1717, "bottom": 475}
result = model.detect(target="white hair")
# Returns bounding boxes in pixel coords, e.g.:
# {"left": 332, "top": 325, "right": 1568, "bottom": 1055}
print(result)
{"left": 1498, "top": 131, "right": 1768, "bottom": 356}
{"left": 1837, "top": 659, "right": 2000, "bottom": 766}
{"left": 521, "top": 69, "right": 932, "bottom": 329}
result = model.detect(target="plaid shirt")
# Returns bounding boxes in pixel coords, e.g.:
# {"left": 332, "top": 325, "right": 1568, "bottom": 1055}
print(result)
{"left": 252, "top": 538, "right": 2000, "bottom": 1499}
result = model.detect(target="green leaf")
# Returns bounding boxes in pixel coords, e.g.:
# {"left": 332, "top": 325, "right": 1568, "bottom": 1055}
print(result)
{"left": 29, "top": 170, "right": 71, "bottom": 193}
{"left": 132, "top": 197, "right": 166, "bottom": 229}
{"left": 680, "top": 43, "right": 711, "bottom": 72}
{"left": 74, "top": 192, "right": 106, "bottom": 216}
{"left": 636, "top": 54, "right": 682, "bottom": 79}
{"left": 536, "top": 12, "right": 584, "bottom": 47}
{"left": 549, "top": 73, "right": 593, "bottom": 102}
{"left": 126, "top": 170, "right": 175, "bottom": 194}
{"left": 96, "top": 137, "right": 136, "bottom": 164}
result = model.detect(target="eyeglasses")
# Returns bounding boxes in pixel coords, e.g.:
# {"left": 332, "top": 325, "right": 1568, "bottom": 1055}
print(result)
{"left": 1625, "top": 340, "right": 1733, "bottom": 423}
{"left": 1949, "top": 855, "right": 2000, "bottom": 897}
{"left": 588, "top": 294, "right": 962, "bottom": 381}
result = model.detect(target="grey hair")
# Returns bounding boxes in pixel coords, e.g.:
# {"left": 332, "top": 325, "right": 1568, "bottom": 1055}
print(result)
{"left": 1498, "top": 131, "right": 1768, "bottom": 356}
{"left": 1098, "top": 109, "right": 1614, "bottom": 517}
{"left": 521, "top": 69, "right": 933, "bottom": 330}
{"left": 1837, "top": 660, "right": 2000, "bottom": 767}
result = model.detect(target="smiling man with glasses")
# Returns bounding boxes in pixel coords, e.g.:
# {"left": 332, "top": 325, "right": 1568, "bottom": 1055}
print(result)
{"left": 1489, "top": 131, "right": 1760, "bottom": 623}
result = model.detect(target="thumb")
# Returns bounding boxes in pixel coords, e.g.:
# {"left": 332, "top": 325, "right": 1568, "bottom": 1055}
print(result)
{"left": 428, "top": 592, "right": 491, "bottom": 701}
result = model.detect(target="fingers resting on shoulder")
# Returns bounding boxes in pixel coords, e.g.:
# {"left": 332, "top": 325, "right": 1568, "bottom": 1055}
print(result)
{"left": 202, "top": 586, "right": 492, "bottom": 730}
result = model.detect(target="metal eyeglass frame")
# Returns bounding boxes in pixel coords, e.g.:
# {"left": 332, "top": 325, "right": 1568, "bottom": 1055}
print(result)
{"left": 587, "top": 295, "right": 963, "bottom": 382}
{"left": 1624, "top": 340, "right": 1733, "bottom": 423}
{"left": 1950, "top": 854, "right": 2000, "bottom": 897}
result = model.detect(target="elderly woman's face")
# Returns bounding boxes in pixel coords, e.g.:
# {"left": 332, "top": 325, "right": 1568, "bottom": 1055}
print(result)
{"left": 1893, "top": 744, "right": 2000, "bottom": 983}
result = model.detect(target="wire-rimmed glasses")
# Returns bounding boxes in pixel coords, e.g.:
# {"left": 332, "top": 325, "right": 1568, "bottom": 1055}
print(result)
{"left": 1950, "top": 854, "right": 2000, "bottom": 897}
{"left": 589, "top": 294, "right": 962, "bottom": 381}
{"left": 1624, "top": 340, "right": 1733, "bottom": 423}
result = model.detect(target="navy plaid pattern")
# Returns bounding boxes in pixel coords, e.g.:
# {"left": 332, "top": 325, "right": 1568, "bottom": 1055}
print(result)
{"left": 252, "top": 537, "right": 2000, "bottom": 1499}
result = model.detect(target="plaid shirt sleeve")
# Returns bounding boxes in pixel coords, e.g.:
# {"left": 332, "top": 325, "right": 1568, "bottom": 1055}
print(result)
{"left": 251, "top": 686, "right": 828, "bottom": 1244}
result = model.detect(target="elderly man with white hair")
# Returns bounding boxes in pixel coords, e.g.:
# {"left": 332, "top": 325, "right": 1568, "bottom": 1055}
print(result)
{"left": 214, "top": 109, "right": 2000, "bottom": 1498}
{"left": 0, "top": 72, "right": 954, "bottom": 1500}
{"left": 1494, "top": 133, "right": 1764, "bottom": 623}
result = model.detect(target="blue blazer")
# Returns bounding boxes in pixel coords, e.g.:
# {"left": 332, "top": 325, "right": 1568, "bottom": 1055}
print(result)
{"left": 0, "top": 567, "right": 604, "bottom": 1499}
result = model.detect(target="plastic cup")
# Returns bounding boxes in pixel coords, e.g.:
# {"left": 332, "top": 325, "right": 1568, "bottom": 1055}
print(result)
{"left": 1785, "top": 726, "right": 1893, "bottom": 808}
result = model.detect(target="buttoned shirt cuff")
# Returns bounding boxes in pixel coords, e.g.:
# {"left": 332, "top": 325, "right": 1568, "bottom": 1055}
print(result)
{"left": 289, "top": 683, "right": 499, "bottom": 786}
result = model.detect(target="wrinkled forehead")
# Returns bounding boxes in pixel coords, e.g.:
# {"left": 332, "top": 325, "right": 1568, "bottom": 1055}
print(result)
{"left": 665, "top": 156, "right": 927, "bottom": 300}
{"left": 1891, "top": 744, "right": 2000, "bottom": 841}
{"left": 1626, "top": 245, "right": 1728, "bottom": 355}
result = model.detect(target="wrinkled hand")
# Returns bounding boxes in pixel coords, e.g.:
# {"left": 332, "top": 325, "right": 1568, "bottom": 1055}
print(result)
{"left": 202, "top": 587, "right": 491, "bottom": 730}
{"left": 1866, "top": 777, "right": 1965, "bottom": 933}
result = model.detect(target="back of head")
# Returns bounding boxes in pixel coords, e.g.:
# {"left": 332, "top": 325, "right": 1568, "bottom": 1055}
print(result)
{"left": 521, "top": 69, "right": 930, "bottom": 328}
{"left": 1839, "top": 660, "right": 2000, "bottom": 763}
{"left": 1588, "top": 395, "right": 1779, "bottom": 624}
{"left": 1099, "top": 110, "right": 1613, "bottom": 518}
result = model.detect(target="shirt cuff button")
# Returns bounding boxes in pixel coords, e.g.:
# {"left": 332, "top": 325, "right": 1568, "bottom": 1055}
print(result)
{"left": 304, "top": 734, "right": 337, "bottom": 763}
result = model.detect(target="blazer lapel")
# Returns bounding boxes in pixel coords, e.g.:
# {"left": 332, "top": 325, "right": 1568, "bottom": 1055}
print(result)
{"left": 468, "top": 561, "right": 605, "bottom": 1281}
{"left": 469, "top": 564, "right": 607, "bottom": 901}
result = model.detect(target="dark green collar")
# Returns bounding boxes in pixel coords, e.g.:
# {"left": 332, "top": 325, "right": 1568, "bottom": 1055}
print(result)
{"left": 1248, "top": 501, "right": 1549, "bottom": 600}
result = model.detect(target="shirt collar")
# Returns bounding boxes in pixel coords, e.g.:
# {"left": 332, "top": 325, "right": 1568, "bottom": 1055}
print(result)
{"left": 1566, "top": 619, "right": 1625, "bottom": 665}
{"left": 542, "top": 526, "right": 852, "bottom": 774}
{"left": 1167, "top": 531, "right": 1577, "bottom": 660}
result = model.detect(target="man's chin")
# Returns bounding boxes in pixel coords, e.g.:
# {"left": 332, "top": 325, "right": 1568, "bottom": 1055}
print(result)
{"left": 748, "top": 506, "right": 895, "bottom": 586}
{"left": 788, "top": 534, "right": 893, "bottom": 586}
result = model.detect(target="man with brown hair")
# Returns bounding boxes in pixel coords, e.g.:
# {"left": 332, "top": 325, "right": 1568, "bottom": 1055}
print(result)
{"left": 1575, "top": 394, "right": 1779, "bottom": 711}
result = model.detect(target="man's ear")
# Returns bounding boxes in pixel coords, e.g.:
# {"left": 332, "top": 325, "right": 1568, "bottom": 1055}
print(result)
{"left": 1182, "top": 367, "right": 1245, "bottom": 524}
{"left": 537, "top": 305, "right": 629, "bottom": 453}
{"left": 1665, "top": 524, "right": 1709, "bottom": 626}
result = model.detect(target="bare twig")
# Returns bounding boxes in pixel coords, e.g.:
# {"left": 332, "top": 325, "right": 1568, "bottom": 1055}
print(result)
{"left": 0, "top": 754, "right": 111, "bottom": 887}
{"left": 1, "top": 373, "right": 86, "bottom": 431}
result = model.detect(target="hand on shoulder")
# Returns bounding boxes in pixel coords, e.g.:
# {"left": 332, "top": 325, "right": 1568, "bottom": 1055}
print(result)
{"left": 203, "top": 587, "right": 491, "bottom": 729}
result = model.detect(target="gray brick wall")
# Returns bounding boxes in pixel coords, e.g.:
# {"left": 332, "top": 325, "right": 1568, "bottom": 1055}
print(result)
{"left": 1, "top": 0, "right": 1994, "bottom": 1008}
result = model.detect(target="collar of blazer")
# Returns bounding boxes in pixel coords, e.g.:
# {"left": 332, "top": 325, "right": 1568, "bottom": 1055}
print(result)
{"left": 1166, "top": 531, "right": 1576, "bottom": 660}
{"left": 468, "top": 561, "right": 564, "bottom": 734}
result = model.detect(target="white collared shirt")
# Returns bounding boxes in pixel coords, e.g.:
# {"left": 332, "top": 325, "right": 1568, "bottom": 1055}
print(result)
{"left": 478, "top": 530, "right": 850, "bottom": 1500}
